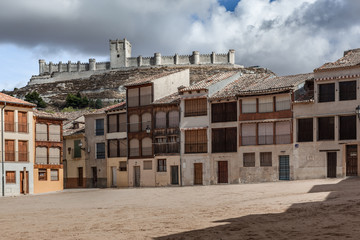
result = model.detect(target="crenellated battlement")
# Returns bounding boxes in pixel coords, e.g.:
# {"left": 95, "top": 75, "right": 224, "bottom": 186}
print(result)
{"left": 31, "top": 39, "right": 237, "bottom": 85}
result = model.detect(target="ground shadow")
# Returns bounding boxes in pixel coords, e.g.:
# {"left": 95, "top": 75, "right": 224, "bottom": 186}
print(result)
{"left": 155, "top": 178, "right": 360, "bottom": 240}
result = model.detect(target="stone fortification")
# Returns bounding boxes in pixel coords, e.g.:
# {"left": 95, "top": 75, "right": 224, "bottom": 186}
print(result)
{"left": 31, "top": 39, "right": 237, "bottom": 85}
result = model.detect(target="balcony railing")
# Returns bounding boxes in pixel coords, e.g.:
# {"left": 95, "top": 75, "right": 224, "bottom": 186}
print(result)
{"left": 154, "top": 143, "right": 180, "bottom": 154}
{"left": 18, "top": 151, "right": 29, "bottom": 162}
{"left": 185, "top": 143, "right": 207, "bottom": 153}
{"left": 154, "top": 129, "right": 166, "bottom": 136}
{"left": 142, "top": 147, "right": 152, "bottom": 156}
{"left": 258, "top": 135, "right": 274, "bottom": 145}
{"left": 276, "top": 134, "right": 291, "bottom": 144}
{"left": 242, "top": 104, "right": 257, "bottom": 113}
{"left": 49, "top": 156, "right": 61, "bottom": 164}
{"left": 35, "top": 156, "right": 47, "bottom": 164}
{"left": 168, "top": 117, "right": 179, "bottom": 128}
{"left": 5, "top": 122, "right": 29, "bottom": 133}
{"left": 5, "top": 152, "right": 15, "bottom": 161}
{"left": 108, "top": 123, "right": 127, "bottom": 133}
{"left": 241, "top": 136, "right": 256, "bottom": 146}
{"left": 258, "top": 102, "right": 273, "bottom": 113}
{"left": 167, "top": 128, "right": 180, "bottom": 135}
{"left": 276, "top": 100, "right": 291, "bottom": 111}
{"left": 36, "top": 132, "right": 48, "bottom": 141}
{"left": 129, "top": 148, "right": 139, "bottom": 157}
{"left": 49, "top": 133, "right": 61, "bottom": 142}
{"left": 184, "top": 110, "right": 207, "bottom": 117}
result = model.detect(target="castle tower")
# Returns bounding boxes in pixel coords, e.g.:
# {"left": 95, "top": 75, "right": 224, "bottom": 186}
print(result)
{"left": 109, "top": 38, "right": 132, "bottom": 69}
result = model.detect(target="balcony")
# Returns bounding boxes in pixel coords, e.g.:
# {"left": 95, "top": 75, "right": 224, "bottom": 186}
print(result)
{"left": 35, "top": 156, "right": 47, "bottom": 164}
{"left": 128, "top": 96, "right": 139, "bottom": 107}
{"left": 276, "top": 134, "right": 291, "bottom": 144}
{"left": 142, "top": 147, "right": 153, "bottom": 156}
{"left": 185, "top": 143, "right": 207, "bottom": 154}
{"left": 154, "top": 129, "right": 166, "bottom": 137}
{"left": 4, "top": 122, "right": 29, "bottom": 133}
{"left": 108, "top": 122, "right": 127, "bottom": 133}
{"left": 258, "top": 135, "right": 274, "bottom": 145}
{"left": 140, "top": 94, "right": 152, "bottom": 106}
{"left": 18, "top": 151, "right": 29, "bottom": 162}
{"left": 5, "top": 152, "right": 15, "bottom": 161}
{"left": 129, "top": 123, "right": 140, "bottom": 133}
{"left": 154, "top": 143, "right": 180, "bottom": 154}
{"left": 129, "top": 148, "right": 139, "bottom": 157}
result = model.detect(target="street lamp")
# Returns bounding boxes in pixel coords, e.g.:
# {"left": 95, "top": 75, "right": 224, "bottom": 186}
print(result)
{"left": 356, "top": 105, "right": 360, "bottom": 120}
{"left": 146, "top": 125, "right": 151, "bottom": 134}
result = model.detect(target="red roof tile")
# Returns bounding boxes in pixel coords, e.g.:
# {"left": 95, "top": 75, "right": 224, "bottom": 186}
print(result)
{"left": 315, "top": 49, "right": 360, "bottom": 71}
{"left": 0, "top": 92, "right": 36, "bottom": 107}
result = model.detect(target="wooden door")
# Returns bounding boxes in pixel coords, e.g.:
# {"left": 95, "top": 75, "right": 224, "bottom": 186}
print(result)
{"left": 134, "top": 166, "right": 140, "bottom": 187}
{"left": 327, "top": 152, "right": 337, "bottom": 178}
{"left": 346, "top": 145, "right": 358, "bottom": 176}
{"left": 92, "top": 167, "right": 97, "bottom": 187}
{"left": 218, "top": 161, "right": 228, "bottom": 183}
{"left": 171, "top": 166, "right": 179, "bottom": 185}
{"left": 279, "top": 156, "right": 290, "bottom": 180}
{"left": 5, "top": 110, "right": 14, "bottom": 132}
{"left": 18, "top": 112, "right": 27, "bottom": 133}
{"left": 20, "top": 171, "right": 29, "bottom": 194}
{"left": 78, "top": 167, "right": 83, "bottom": 187}
{"left": 194, "top": 163, "right": 203, "bottom": 185}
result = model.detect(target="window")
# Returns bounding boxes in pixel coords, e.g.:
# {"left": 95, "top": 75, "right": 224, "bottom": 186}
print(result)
{"left": 5, "top": 140, "right": 15, "bottom": 161}
{"left": 51, "top": 169, "right": 59, "bottom": 181}
{"left": 212, "top": 128, "right": 237, "bottom": 153}
{"left": 157, "top": 159, "right": 166, "bottom": 172}
{"left": 211, "top": 102, "right": 237, "bottom": 123}
{"left": 155, "top": 112, "right": 166, "bottom": 129}
{"left": 36, "top": 123, "right": 47, "bottom": 141}
{"left": 318, "top": 117, "right": 334, "bottom": 140}
{"left": 74, "top": 139, "right": 82, "bottom": 158}
{"left": 119, "top": 161, "right": 127, "bottom": 171}
{"left": 142, "top": 138, "right": 152, "bottom": 156}
{"left": 49, "top": 148, "right": 60, "bottom": 164}
{"left": 275, "top": 95, "right": 291, "bottom": 111}
{"left": 143, "top": 160, "right": 152, "bottom": 170}
{"left": 275, "top": 121, "right": 291, "bottom": 144}
{"left": 96, "top": 143, "right": 105, "bottom": 159}
{"left": 38, "top": 169, "right": 47, "bottom": 181}
{"left": 18, "top": 112, "right": 28, "bottom": 133}
{"left": 49, "top": 124, "right": 61, "bottom": 141}
{"left": 185, "top": 129, "right": 207, "bottom": 153}
{"left": 243, "top": 153, "right": 255, "bottom": 167}
{"left": 258, "top": 123, "right": 273, "bottom": 145}
{"left": 95, "top": 119, "right": 104, "bottom": 136}
{"left": 128, "top": 88, "right": 139, "bottom": 107}
{"left": 242, "top": 98, "right": 256, "bottom": 113}
{"left": 184, "top": 99, "right": 207, "bottom": 117}
{"left": 108, "top": 113, "right": 127, "bottom": 133}
{"left": 140, "top": 86, "right": 152, "bottom": 106}
{"left": 36, "top": 147, "right": 47, "bottom": 164}
{"left": 4, "top": 110, "right": 14, "bottom": 132}
{"left": 259, "top": 96, "right": 273, "bottom": 113}
{"left": 339, "top": 115, "right": 356, "bottom": 140}
{"left": 129, "top": 139, "right": 139, "bottom": 157}
{"left": 241, "top": 124, "right": 256, "bottom": 146}
{"left": 18, "top": 141, "right": 28, "bottom": 162}
{"left": 298, "top": 118, "right": 313, "bottom": 142}
{"left": 339, "top": 81, "right": 356, "bottom": 101}
{"left": 6, "top": 171, "right": 16, "bottom": 184}
{"left": 108, "top": 139, "right": 118, "bottom": 158}
{"left": 318, "top": 83, "right": 335, "bottom": 102}
{"left": 141, "top": 113, "right": 152, "bottom": 132}
{"left": 260, "top": 152, "right": 272, "bottom": 167}
{"left": 168, "top": 111, "right": 179, "bottom": 128}
{"left": 129, "top": 114, "right": 139, "bottom": 132}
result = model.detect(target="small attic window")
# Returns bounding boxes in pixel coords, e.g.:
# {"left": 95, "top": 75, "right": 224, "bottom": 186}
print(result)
{"left": 73, "top": 122, "right": 79, "bottom": 129}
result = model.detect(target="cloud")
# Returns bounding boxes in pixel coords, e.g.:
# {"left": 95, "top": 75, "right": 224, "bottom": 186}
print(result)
{"left": 1, "top": 0, "right": 360, "bottom": 90}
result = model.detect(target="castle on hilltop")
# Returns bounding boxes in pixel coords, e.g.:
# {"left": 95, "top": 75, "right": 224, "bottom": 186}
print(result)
{"left": 30, "top": 39, "right": 237, "bottom": 85}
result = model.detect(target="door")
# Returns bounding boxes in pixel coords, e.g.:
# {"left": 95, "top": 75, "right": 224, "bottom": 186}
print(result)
{"left": 20, "top": 171, "right": 29, "bottom": 194}
{"left": 279, "top": 156, "right": 290, "bottom": 180}
{"left": 171, "top": 166, "right": 179, "bottom": 185}
{"left": 78, "top": 167, "right": 83, "bottom": 187}
{"left": 112, "top": 167, "right": 117, "bottom": 187}
{"left": 218, "top": 161, "right": 228, "bottom": 183}
{"left": 327, "top": 152, "right": 337, "bottom": 178}
{"left": 194, "top": 163, "right": 203, "bottom": 185}
{"left": 92, "top": 167, "right": 97, "bottom": 187}
{"left": 134, "top": 166, "right": 140, "bottom": 187}
{"left": 346, "top": 145, "right": 358, "bottom": 176}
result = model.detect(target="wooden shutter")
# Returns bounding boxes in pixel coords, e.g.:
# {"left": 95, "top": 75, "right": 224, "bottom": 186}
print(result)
{"left": 258, "top": 123, "right": 273, "bottom": 145}
{"left": 241, "top": 124, "right": 256, "bottom": 146}
{"left": 5, "top": 140, "right": 15, "bottom": 161}
{"left": 49, "top": 147, "right": 60, "bottom": 164}
{"left": 5, "top": 110, "right": 14, "bottom": 132}
{"left": 119, "top": 113, "right": 127, "bottom": 132}
{"left": 49, "top": 124, "right": 61, "bottom": 141}
{"left": 226, "top": 102, "right": 237, "bottom": 121}
{"left": 242, "top": 99, "right": 256, "bottom": 113}
{"left": 276, "top": 121, "right": 291, "bottom": 144}
{"left": 275, "top": 95, "right": 291, "bottom": 111}
{"left": 108, "top": 114, "right": 117, "bottom": 133}
{"left": 168, "top": 111, "right": 179, "bottom": 128}
{"left": 18, "top": 112, "right": 28, "bottom": 132}
{"left": 18, "top": 141, "right": 28, "bottom": 161}
{"left": 225, "top": 128, "right": 237, "bottom": 152}
{"left": 197, "top": 129, "right": 207, "bottom": 153}
{"left": 212, "top": 128, "right": 225, "bottom": 153}
{"left": 156, "top": 112, "right": 166, "bottom": 129}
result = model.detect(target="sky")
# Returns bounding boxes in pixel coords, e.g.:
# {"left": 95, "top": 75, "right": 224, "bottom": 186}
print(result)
{"left": 1, "top": 0, "right": 360, "bottom": 91}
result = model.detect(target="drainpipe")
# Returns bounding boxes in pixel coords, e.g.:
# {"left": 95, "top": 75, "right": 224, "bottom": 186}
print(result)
{"left": 1, "top": 102, "right": 6, "bottom": 196}
{"left": 179, "top": 103, "right": 183, "bottom": 187}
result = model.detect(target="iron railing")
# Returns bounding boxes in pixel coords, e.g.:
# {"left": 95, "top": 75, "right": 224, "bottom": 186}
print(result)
{"left": 241, "top": 136, "right": 256, "bottom": 146}
{"left": 185, "top": 143, "right": 207, "bottom": 153}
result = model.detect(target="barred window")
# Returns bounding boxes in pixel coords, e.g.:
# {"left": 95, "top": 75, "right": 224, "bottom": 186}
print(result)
{"left": 144, "top": 160, "right": 152, "bottom": 170}
{"left": 318, "top": 83, "right": 335, "bottom": 102}
{"left": 6, "top": 171, "right": 16, "bottom": 184}
{"left": 119, "top": 161, "right": 127, "bottom": 171}
{"left": 339, "top": 81, "right": 356, "bottom": 101}
{"left": 260, "top": 152, "right": 272, "bottom": 167}
{"left": 243, "top": 153, "right": 255, "bottom": 167}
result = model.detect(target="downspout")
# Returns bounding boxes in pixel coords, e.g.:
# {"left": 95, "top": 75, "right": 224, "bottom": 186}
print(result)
{"left": 1, "top": 102, "right": 6, "bottom": 196}
{"left": 179, "top": 102, "right": 183, "bottom": 186}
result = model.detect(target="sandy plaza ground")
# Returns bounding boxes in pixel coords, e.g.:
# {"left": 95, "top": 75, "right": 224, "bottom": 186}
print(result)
{"left": 1, "top": 178, "right": 360, "bottom": 239}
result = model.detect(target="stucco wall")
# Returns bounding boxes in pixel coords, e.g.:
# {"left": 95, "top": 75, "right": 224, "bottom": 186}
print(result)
{"left": 33, "top": 168, "right": 63, "bottom": 194}
{"left": 107, "top": 157, "right": 128, "bottom": 187}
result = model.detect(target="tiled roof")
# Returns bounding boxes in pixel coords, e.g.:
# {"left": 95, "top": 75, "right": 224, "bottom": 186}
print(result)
{"left": 315, "top": 49, "right": 360, "bottom": 71}
{"left": 85, "top": 102, "right": 126, "bottom": 115}
{"left": 63, "top": 124, "right": 85, "bottom": 137}
{"left": 0, "top": 92, "right": 36, "bottom": 107}
{"left": 210, "top": 73, "right": 314, "bottom": 100}
{"left": 153, "top": 92, "right": 180, "bottom": 105}
{"left": 33, "top": 109, "right": 67, "bottom": 120}
{"left": 180, "top": 71, "right": 241, "bottom": 92}
{"left": 105, "top": 101, "right": 126, "bottom": 112}
{"left": 124, "top": 69, "right": 183, "bottom": 87}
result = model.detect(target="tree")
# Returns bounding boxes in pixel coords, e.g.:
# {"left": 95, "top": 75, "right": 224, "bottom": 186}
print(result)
{"left": 94, "top": 99, "right": 103, "bottom": 109}
{"left": 25, "top": 91, "right": 47, "bottom": 108}
{"left": 65, "top": 92, "right": 90, "bottom": 109}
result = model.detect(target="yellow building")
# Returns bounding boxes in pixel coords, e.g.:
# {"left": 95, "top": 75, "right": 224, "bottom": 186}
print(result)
{"left": 33, "top": 110, "right": 65, "bottom": 194}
